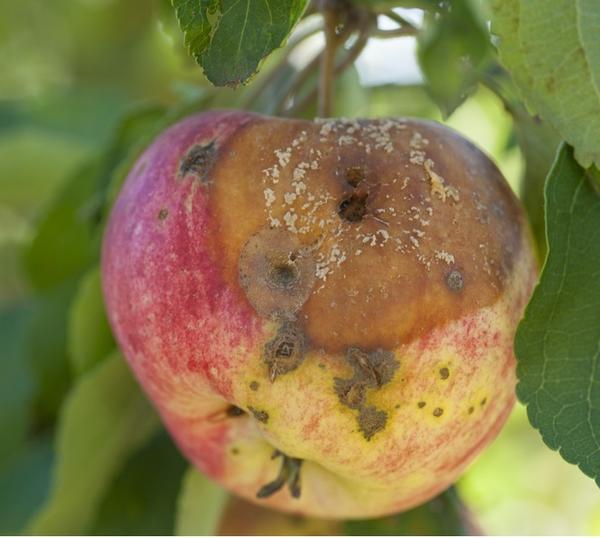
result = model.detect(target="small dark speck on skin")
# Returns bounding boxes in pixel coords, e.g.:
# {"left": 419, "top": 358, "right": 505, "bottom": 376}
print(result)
{"left": 446, "top": 269, "right": 464, "bottom": 292}
{"left": 226, "top": 405, "right": 245, "bottom": 418}
{"left": 468, "top": 406, "right": 474, "bottom": 414}
{"left": 318, "top": 363, "right": 326, "bottom": 369}
{"left": 418, "top": 401, "right": 426, "bottom": 408}
{"left": 480, "top": 397, "right": 487, "bottom": 407}
{"left": 157, "top": 208, "right": 169, "bottom": 220}
{"left": 249, "top": 406, "right": 269, "bottom": 424}
{"left": 439, "top": 367, "right": 450, "bottom": 380}
{"left": 231, "top": 447, "right": 239, "bottom": 455}
{"left": 432, "top": 407, "right": 444, "bottom": 417}
{"left": 249, "top": 381, "right": 260, "bottom": 391}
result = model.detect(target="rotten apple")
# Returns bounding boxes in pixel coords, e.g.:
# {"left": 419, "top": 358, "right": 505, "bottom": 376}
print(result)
{"left": 101, "top": 110, "right": 537, "bottom": 518}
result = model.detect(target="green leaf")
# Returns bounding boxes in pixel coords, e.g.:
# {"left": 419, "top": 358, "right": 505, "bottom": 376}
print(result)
{"left": 0, "top": 438, "right": 53, "bottom": 535}
{"left": 26, "top": 281, "right": 78, "bottom": 422}
{"left": 417, "top": 0, "right": 492, "bottom": 117}
{"left": 26, "top": 351, "right": 160, "bottom": 534}
{"left": 25, "top": 104, "right": 168, "bottom": 292}
{"left": 68, "top": 266, "right": 115, "bottom": 376}
{"left": 490, "top": 0, "right": 600, "bottom": 168}
{"left": 512, "top": 108, "right": 561, "bottom": 258}
{"left": 24, "top": 161, "right": 102, "bottom": 291}
{"left": 90, "top": 431, "right": 187, "bottom": 535}
{"left": 345, "top": 488, "right": 477, "bottom": 535}
{"left": 0, "top": 304, "right": 35, "bottom": 467}
{"left": 172, "top": 0, "right": 308, "bottom": 87}
{"left": 0, "top": 127, "right": 89, "bottom": 215}
{"left": 175, "top": 467, "right": 228, "bottom": 536}
{"left": 515, "top": 144, "right": 600, "bottom": 487}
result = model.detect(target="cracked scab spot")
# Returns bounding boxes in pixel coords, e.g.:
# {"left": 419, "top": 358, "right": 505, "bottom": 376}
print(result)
{"left": 432, "top": 407, "right": 444, "bottom": 417}
{"left": 346, "top": 348, "right": 399, "bottom": 388}
{"left": 239, "top": 228, "right": 316, "bottom": 319}
{"left": 334, "top": 377, "right": 366, "bottom": 409}
{"left": 446, "top": 269, "right": 464, "bottom": 292}
{"left": 263, "top": 322, "right": 305, "bottom": 381}
{"left": 358, "top": 406, "right": 387, "bottom": 440}
{"left": 179, "top": 141, "right": 217, "bottom": 181}
{"left": 248, "top": 406, "right": 269, "bottom": 423}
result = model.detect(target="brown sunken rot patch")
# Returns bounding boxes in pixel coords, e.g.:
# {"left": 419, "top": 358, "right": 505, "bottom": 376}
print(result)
{"left": 248, "top": 406, "right": 269, "bottom": 424}
{"left": 178, "top": 141, "right": 217, "bottom": 181}
{"left": 263, "top": 321, "right": 306, "bottom": 382}
{"left": 334, "top": 377, "right": 366, "bottom": 409}
{"left": 358, "top": 406, "right": 388, "bottom": 441}
{"left": 238, "top": 228, "right": 316, "bottom": 319}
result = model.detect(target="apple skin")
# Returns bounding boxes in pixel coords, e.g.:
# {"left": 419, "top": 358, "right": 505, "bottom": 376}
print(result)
{"left": 102, "top": 110, "right": 537, "bottom": 519}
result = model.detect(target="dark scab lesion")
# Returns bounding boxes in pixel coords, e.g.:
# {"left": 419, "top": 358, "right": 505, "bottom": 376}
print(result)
{"left": 446, "top": 269, "right": 464, "bottom": 293}
{"left": 358, "top": 406, "right": 388, "bottom": 441}
{"left": 248, "top": 406, "right": 269, "bottom": 424}
{"left": 178, "top": 141, "right": 217, "bottom": 182}
{"left": 345, "top": 347, "right": 399, "bottom": 389}
{"left": 439, "top": 367, "right": 450, "bottom": 380}
{"left": 225, "top": 405, "right": 246, "bottom": 417}
{"left": 249, "top": 381, "right": 260, "bottom": 391}
{"left": 263, "top": 322, "right": 305, "bottom": 382}
{"left": 338, "top": 192, "right": 368, "bottom": 222}
{"left": 432, "top": 407, "right": 444, "bottom": 417}
{"left": 334, "top": 378, "right": 366, "bottom": 409}
{"left": 344, "top": 166, "right": 366, "bottom": 187}
{"left": 157, "top": 208, "right": 169, "bottom": 221}
{"left": 418, "top": 401, "right": 426, "bottom": 408}
{"left": 267, "top": 259, "right": 299, "bottom": 290}
{"left": 334, "top": 347, "right": 398, "bottom": 440}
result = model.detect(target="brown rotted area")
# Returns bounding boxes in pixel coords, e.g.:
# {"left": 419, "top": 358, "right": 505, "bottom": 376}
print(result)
{"left": 205, "top": 116, "right": 524, "bottom": 354}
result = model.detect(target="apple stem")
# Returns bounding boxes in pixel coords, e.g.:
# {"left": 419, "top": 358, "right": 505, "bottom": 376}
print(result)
{"left": 318, "top": 6, "right": 338, "bottom": 118}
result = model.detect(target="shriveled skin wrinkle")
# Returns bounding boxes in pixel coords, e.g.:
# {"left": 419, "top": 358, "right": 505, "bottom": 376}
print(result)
{"left": 102, "top": 110, "right": 538, "bottom": 519}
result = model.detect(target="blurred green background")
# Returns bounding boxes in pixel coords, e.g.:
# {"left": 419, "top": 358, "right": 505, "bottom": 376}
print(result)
{"left": 1, "top": 0, "right": 599, "bottom": 534}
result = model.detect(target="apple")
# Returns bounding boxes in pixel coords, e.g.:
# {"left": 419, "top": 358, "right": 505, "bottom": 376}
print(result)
{"left": 101, "top": 110, "right": 537, "bottom": 518}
